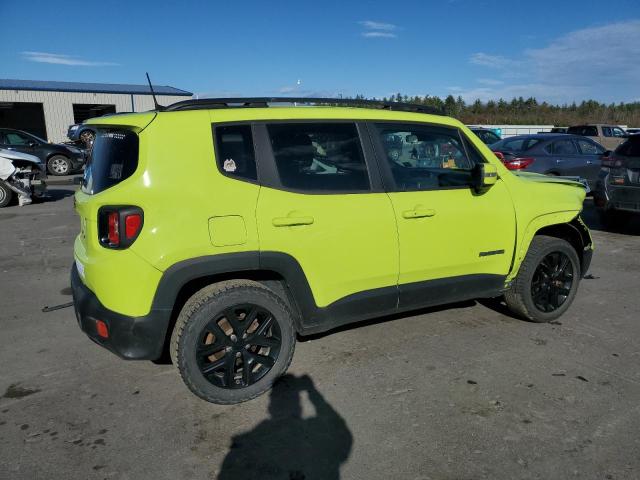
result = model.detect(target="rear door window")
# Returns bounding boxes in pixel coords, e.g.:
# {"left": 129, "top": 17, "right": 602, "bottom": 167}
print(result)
{"left": 549, "top": 139, "right": 578, "bottom": 155}
{"left": 266, "top": 123, "right": 370, "bottom": 192}
{"left": 82, "top": 129, "right": 139, "bottom": 195}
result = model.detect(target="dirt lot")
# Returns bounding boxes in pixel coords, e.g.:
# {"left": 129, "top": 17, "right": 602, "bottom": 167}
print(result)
{"left": 1, "top": 184, "right": 639, "bottom": 480}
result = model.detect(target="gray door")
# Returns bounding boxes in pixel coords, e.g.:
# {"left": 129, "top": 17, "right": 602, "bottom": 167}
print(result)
{"left": 575, "top": 138, "right": 605, "bottom": 187}
{"left": 546, "top": 138, "right": 583, "bottom": 178}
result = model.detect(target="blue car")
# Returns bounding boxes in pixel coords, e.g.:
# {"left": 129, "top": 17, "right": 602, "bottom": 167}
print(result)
{"left": 490, "top": 133, "right": 606, "bottom": 189}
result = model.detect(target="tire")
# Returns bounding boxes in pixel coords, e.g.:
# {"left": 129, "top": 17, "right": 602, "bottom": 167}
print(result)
{"left": 0, "top": 182, "right": 13, "bottom": 208}
{"left": 47, "top": 155, "right": 71, "bottom": 176}
{"left": 504, "top": 235, "right": 580, "bottom": 323}
{"left": 170, "top": 280, "right": 296, "bottom": 404}
{"left": 79, "top": 130, "right": 95, "bottom": 148}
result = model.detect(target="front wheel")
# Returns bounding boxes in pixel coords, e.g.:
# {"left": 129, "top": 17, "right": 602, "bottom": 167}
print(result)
{"left": 170, "top": 280, "right": 296, "bottom": 404}
{"left": 47, "top": 155, "right": 71, "bottom": 176}
{"left": 504, "top": 235, "right": 580, "bottom": 322}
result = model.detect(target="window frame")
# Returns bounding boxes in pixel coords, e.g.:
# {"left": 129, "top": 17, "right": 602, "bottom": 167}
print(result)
{"left": 253, "top": 120, "right": 383, "bottom": 195}
{"left": 211, "top": 122, "right": 261, "bottom": 185}
{"left": 366, "top": 121, "right": 484, "bottom": 193}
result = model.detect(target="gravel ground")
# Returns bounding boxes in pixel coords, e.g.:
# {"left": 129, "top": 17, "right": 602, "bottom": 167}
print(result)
{"left": 1, "top": 185, "right": 639, "bottom": 480}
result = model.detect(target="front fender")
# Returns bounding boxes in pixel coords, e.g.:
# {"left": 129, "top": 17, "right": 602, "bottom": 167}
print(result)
{"left": 507, "top": 210, "right": 589, "bottom": 281}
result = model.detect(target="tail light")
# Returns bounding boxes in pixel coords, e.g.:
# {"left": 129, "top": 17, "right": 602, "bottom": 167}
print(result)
{"left": 602, "top": 154, "right": 622, "bottom": 168}
{"left": 503, "top": 157, "right": 535, "bottom": 170}
{"left": 493, "top": 151, "right": 505, "bottom": 161}
{"left": 98, "top": 206, "right": 144, "bottom": 249}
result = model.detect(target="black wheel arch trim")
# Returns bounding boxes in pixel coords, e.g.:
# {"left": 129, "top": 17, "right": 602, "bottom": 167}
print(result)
{"left": 150, "top": 251, "right": 507, "bottom": 337}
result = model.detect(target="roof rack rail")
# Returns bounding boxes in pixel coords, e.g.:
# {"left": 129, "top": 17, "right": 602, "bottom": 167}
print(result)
{"left": 163, "top": 97, "right": 444, "bottom": 115}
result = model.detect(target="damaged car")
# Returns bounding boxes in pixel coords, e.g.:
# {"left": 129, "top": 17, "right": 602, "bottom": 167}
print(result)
{"left": 0, "top": 148, "right": 47, "bottom": 207}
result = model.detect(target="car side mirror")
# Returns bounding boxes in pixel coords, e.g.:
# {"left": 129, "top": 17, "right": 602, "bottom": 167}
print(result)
{"left": 28, "top": 141, "right": 37, "bottom": 147}
{"left": 472, "top": 163, "right": 498, "bottom": 193}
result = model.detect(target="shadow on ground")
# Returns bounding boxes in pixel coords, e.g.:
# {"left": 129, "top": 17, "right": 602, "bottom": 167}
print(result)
{"left": 581, "top": 199, "right": 640, "bottom": 235}
{"left": 217, "top": 374, "right": 352, "bottom": 480}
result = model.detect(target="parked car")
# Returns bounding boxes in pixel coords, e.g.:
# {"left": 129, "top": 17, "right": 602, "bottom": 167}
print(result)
{"left": 0, "top": 148, "right": 47, "bottom": 207}
{"left": 0, "top": 128, "right": 86, "bottom": 176}
{"left": 72, "top": 97, "right": 592, "bottom": 404}
{"left": 468, "top": 127, "right": 501, "bottom": 145}
{"left": 490, "top": 133, "right": 605, "bottom": 189}
{"left": 567, "top": 124, "right": 626, "bottom": 150}
{"left": 67, "top": 123, "right": 96, "bottom": 148}
{"left": 593, "top": 134, "right": 640, "bottom": 226}
{"left": 549, "top": 127, "right": 568, "bottom": 134}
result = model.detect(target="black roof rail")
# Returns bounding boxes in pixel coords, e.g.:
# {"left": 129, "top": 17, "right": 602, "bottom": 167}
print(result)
{"left": 163, "top": 97, "right": 444, "bottom": 115}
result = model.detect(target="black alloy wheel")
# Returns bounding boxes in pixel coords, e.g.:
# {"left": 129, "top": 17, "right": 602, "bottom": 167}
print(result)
{"left": 530, "top": 251, "right": 574, "bottom": 313}
{"left": 196, "top": 304, "right": 281, "bottom": 389}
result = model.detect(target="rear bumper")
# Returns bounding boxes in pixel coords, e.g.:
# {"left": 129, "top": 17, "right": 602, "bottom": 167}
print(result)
{"left": 595, "top": 181, "right": 640, "bottom": 213}
{"left": 71, "top": 264, "right": 169, "bottom": 360}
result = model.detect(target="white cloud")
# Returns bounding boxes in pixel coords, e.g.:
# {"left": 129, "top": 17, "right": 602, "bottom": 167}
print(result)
{"left": 21, "top": 51, "right": 119, "bottom": 67}
{"left": 362, "top": 31, "right": 397, "bottom": 38}
{"left": 359, "top": 20, "right": 398, "bottom": 39}
{"left": 359, "top": 20, "right": 396, "bottom": 31}
{"left": 469, "top": 52, "right": 514, "bottom": 69}
{"left": 463, "top": 20, "right": 640, "bottom": 103}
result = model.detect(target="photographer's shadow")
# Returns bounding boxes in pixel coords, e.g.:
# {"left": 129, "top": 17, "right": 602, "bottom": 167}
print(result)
{"left": 218, "top": 374, "right": 353, "bottom": 480}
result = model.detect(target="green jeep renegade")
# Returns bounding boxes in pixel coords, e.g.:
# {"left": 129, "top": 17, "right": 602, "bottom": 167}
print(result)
{"left": 71, "top": 98, "right": 593, "bottom": 404}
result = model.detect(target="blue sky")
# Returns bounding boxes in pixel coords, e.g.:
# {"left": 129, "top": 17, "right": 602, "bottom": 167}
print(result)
{"left": 1, "top": 0, "right": 639, "bottom": 104}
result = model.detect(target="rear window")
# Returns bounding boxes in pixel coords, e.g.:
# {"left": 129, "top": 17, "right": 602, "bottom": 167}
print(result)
{"left": 567, "top": 126, "right": 598, "bottom": 137}
{"left": 616, "top": 137, "right": 640, "bottom": 157}
{"left": 82, "top": 129, "right": 139, "bottom": 195}
{"left": 498, "top": 137, "right": 542, "bottom": 152}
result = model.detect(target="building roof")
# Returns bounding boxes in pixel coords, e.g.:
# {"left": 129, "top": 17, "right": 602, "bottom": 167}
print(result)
{"left": 0, "top": 79, "right": 192, "bottom": 96}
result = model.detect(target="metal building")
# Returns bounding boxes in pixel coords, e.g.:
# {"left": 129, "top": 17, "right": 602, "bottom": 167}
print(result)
{"left": 0, "top": 79, "right": 192, "bottom": 143}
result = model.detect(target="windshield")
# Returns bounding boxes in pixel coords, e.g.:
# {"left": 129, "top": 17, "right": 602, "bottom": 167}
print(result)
{"left": 82, "top": 129, "right": 139, "bottom": 194}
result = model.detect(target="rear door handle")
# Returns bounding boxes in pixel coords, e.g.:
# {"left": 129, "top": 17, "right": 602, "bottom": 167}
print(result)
{"left": 402, "top": 208, "right": 436, "bottom": 219}
{"left": 272, "top": 216, "right": 314, "bottom": 227}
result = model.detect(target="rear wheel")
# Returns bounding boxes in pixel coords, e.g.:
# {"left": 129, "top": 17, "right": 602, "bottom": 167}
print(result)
{"left": 47, "top": 155, "right": 71, "bottom": 176}
{"left": 170, "top": 280, "right": 296, "bottom": 404}
{"left": 504, "top": 235, "right": 580, "bottom": 322}
{"left": 0, "top": 182, "right": 13, "bottom": 208}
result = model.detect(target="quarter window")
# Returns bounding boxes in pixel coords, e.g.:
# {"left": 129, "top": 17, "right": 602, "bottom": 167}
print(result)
{"left": 374, "top": 124, "right": 478, "bottom": 191}
{"left": 267, "top": 123, "right": 369, "bottom": 192}
{"left": 214, "top": 125, "right": 257, "bottom": 181}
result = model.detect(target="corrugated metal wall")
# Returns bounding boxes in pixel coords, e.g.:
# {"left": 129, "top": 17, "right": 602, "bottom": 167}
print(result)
{"left": 0, "top": 90, "right": 190, "bottom": 142}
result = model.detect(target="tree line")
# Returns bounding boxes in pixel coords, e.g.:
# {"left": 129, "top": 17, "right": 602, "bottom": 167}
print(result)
{"left": 351, "top": 94, "right": 640, "bottom": 127}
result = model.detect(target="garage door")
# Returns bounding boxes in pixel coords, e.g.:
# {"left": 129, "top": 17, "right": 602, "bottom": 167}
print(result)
{"left": 0, "top": 102, "right": 47, "bottom": 140}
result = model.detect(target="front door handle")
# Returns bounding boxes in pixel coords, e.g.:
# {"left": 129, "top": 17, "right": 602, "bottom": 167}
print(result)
{"left": 272, "top": 216, "right": 314, "bottom": 227}
{"left": 402, "top": 208, "right": 436, "bottom": 219}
